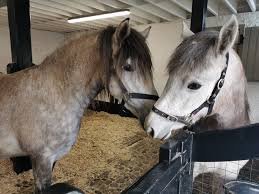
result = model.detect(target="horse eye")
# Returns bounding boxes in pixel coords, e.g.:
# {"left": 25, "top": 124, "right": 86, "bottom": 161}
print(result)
{"left": 123, "top": 64, "right": 133, "bottom": 72}
{"left": 187, "top": 82, "right": 202, "bottom": 90}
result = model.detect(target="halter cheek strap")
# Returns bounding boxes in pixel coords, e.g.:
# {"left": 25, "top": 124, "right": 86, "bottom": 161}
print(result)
{"left": 121, "top": 91, "right": 159, "bottom": 106}
{"left": 109, "top": 42, "right": 159, "bottom": 106}
{"left": 190, "top": 52, "right": 229, "bottom": 116}
{"left": 152, "top": 52, "right": 229, "bottom": 126}
{"left": 122, "top": 93, "right": 159, "bottom": 105}
{"left": 111, "top": 70, "right": 159, "bottom": 106}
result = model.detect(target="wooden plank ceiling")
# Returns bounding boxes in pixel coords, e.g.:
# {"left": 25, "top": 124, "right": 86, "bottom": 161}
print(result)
{"left": 0, "top": 0, "right": 257, "bottom": 33}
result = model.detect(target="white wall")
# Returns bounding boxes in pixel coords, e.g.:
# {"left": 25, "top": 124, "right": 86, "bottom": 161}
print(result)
{"left": 0, "top": 26, "right": 11, "bottom": 72}
{"left": 135, "top": 20, "right": 183, "bottom": 95}
{"left": 0, "top": 26, "right": 64, "bottom": 73}
{"left": 247, "top": 82, "right": 259, "bottom": 123}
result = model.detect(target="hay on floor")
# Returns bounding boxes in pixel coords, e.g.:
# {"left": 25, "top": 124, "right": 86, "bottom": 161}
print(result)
{"left": 0, "top": 111, "right": 162, "bottom": 194}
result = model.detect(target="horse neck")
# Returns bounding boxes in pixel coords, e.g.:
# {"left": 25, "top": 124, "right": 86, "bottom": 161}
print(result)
{"left": 39, "top": 32, "right": 106, "bottom": 110}
{"left": 209, "top": 50, "right": 250, "bottom": 129}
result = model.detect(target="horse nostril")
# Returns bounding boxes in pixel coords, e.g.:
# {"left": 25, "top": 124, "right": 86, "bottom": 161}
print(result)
{"left": 149, "top": 128, "right": 155, "bottom": 138}
{"left": 140, "top": 117, "right": 145, "bottom": 128}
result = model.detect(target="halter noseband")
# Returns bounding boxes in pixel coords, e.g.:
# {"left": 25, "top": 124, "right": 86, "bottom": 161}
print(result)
{"left": 120, "top": 87, "right": 159, "bottom": 106}
{"left": 152, "top": 52, "right": 229, "bottom": 126}
{"left": 111, "top": 70, "right": 159, "bottom": 106}
{"left": 122, "top": 92, "right": 159, "bottom": 103}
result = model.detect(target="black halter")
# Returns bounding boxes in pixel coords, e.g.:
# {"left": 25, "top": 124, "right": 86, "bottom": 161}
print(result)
{"left": 122, "top": 92, "right": 159, "bottom": 105}
{"left": 111, "top": 70, "right": 159, "bottom": 106}
{"left": 120, "top": 85, "right": 159, "bottom": 106}
{"left": 152, "top": 53, "right": 229, "bottom": 126}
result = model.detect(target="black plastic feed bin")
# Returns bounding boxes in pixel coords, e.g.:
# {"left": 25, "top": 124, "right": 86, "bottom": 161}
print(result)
{"left": 224, "top": 181, "right": 259, "bottom": 194}
{"left": 42, "top": 183, "right": 85, "bottom": 194}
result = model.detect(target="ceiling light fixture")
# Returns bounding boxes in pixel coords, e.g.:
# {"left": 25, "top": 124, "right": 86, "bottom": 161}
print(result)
{"left": 68, "top": 9, "right": 130, "bottom": 23}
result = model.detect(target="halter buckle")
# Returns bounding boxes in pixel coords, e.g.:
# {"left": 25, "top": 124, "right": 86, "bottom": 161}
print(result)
{"left": 181, "top": 114, "right": 192, "bottom": 126}
{"left": 168, "top": 115, "right": 177, "bottom": 122}
{"left": 123, "top": 92, "right": 130, "bottom": 102}
{"left": 206, "top": 98, "right": 215, "bottom": 105}
{"left": 217, "top": 78, "right": 224, "bottom": 90}
{"left": 185, "top": 116, "right": 193, "bottom": 126}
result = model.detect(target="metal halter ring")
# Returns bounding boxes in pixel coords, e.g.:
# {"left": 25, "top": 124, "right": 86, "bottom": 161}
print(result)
{"left": 167, "top": 115, "right": 178, "bottom": 122}
{"left": 206, "top": 98, "right": 215, "bottom": 104}
{"left": 217, "top": 79, "right": 225, "bottom": 90}
{"left": 123, "top": 92, "right": 130, "bottom": 102}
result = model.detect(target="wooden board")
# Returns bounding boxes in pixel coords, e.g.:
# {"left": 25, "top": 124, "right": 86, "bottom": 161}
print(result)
{"left": 241, "top": 27, "right": 259, "bottom": 81}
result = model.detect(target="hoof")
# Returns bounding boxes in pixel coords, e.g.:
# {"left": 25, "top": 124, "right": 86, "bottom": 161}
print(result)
{"left": 41, "top": 183, "right": 84, "bottom": 194}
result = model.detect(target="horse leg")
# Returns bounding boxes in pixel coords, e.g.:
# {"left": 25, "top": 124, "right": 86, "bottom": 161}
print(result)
{"left": 31, "top": 155, "right": 54, "bottom": 194}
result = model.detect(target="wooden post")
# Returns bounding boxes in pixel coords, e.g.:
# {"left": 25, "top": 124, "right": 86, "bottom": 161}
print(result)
{"left": 0, "top": 0, "right": 6, "bottom": 7}
{"left": 7, "top": 0, "right": 33, "bottom": 73}
{"left": 7, "top": 0, "right": 33, "bottom": 173}
{"left": 190, "top": 0, "right": 208, "bottom": 33}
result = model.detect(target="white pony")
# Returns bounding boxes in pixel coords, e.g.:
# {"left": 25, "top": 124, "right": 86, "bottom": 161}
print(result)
{"left": 145, "top": 16, "right": 250, "bottom": 191}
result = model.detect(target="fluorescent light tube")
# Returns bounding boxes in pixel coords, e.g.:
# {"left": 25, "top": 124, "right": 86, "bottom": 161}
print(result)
{"left": 68, "top": 9, "right": 130, "bottom": 23}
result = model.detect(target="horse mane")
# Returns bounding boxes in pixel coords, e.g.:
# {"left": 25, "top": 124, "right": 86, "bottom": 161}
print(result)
{"left": 167, "top": 31, "right": 218, "bottom": 75}
{"left": 98, "top": 25, "right": 153, "bottom": 87}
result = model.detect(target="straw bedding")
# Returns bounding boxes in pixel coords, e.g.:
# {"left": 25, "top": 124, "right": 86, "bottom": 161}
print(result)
{"left": 0, "top": 111, "right": 162, "bottom": 194}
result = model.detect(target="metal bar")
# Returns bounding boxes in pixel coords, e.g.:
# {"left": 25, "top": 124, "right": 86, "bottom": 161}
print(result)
{"left": 246, "top": 0, "right": 256, "bottom": 12}
{"left": 190, "top": 0, "right": 208, "bottom": 33}
{"left": 123, "top": 134, "right": 193, "bottom": 194}
{"left": 223, "top": 0, "right": 238, "bottom": 14}
{"left": 7, "top": 0, "right": 33, "bottom": 173}
{"left": 122, "top": 161, "right": 182, "bottom": 194}
{"left": 7, "top": 0, "right": 33, "bottom": 73}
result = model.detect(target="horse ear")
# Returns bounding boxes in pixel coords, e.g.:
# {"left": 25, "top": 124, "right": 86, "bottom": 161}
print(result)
{"left": 140, "top": 26, "right": 151, "bottom": 39}
{"left": 182, "top": 21, "right": 194, "bottom": 39}
{"left": 217, "top": 15, "right": 238, "bottom": 55}
{"left": 113, "top": 18, "right": 130, "bottom": 55}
